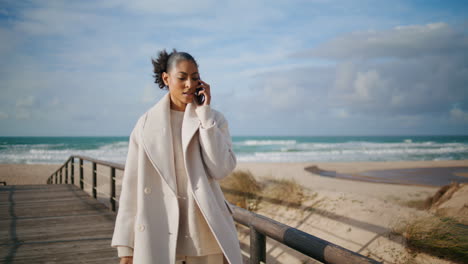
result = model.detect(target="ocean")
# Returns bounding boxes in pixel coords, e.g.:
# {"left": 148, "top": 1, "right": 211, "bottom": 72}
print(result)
{"left": 1, "top": 135, "right": 467, "bottom": 165}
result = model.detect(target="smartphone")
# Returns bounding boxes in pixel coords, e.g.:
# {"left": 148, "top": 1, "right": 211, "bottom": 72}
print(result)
{"left": 195, "top": 81, "right": 205, "bottom": 105}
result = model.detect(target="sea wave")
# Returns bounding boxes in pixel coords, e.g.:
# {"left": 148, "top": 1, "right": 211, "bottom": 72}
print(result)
{"left": 0, "top": 141, "right": 129, "bottom": 164}
{"left": 236, "top": 140, "right": 297, "bottom": 146}
{"left": 235, "top": 142, "right": 468, "bottom": 162}
{"left": 1, "top": 136, "right": 467, "bottom": 164}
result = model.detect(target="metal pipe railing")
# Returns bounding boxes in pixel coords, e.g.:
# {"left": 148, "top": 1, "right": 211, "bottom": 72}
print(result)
{"left": 47, "top": 155, "right": 381, "bottom": 264}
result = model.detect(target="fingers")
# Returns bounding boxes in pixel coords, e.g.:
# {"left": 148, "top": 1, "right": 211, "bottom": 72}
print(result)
{"left": 120, "top": 257, "right": 133, "bottom": 264}
{"left": 198, "top": 79, "right": 210, "bottom": 92}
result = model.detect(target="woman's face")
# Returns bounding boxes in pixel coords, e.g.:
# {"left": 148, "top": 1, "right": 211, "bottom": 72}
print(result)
{"left": 163, "top": 60, "right": 200, "bottom": 111}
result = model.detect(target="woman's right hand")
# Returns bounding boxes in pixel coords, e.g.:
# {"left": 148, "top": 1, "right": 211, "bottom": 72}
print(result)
{"left": 120, "top": 256, "right": 133, "bottom": 264}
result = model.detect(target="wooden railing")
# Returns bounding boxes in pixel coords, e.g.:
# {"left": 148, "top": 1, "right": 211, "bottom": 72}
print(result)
{"left": 47, "top": 155, "right": 381, "bottom": 264}
{"left": 47, "top": 155, "right": 122, "bottom": 212}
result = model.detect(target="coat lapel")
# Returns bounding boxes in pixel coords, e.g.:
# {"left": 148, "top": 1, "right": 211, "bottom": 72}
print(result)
{"left": 141, "top": 92, "right": 201, "bottom": 195}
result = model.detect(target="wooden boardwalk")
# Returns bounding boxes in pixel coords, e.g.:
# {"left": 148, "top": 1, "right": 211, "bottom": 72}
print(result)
{"left": 0, "top": 184, "right": 119, "bottom": 264}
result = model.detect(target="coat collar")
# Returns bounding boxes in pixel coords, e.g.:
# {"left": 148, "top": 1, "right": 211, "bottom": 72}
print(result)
{"left": 141, "top": 92, "right": 201, "bottom": 195}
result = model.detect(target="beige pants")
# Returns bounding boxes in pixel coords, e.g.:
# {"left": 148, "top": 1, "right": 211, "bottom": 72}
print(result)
{"left": 175, "top": 253, "right": 224, "bottom": 264}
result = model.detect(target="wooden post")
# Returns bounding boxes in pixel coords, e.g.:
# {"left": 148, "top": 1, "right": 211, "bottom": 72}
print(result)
{"left": 250, "top": 225, "right": 266, "bottom": 264}
{"left": 80, "top": 158, "right": 84, "bottom": 190}
{"left": 60, "top": 168, "right": 62, "bottom": 184}
{"left": 65, "top": 162, "right": 68, "bottom": 184}
{"left": 71, "top": 158, "right": 75, "bottom": 185}
{"left": 110, "top": 167, "right": 116, "bottom": 212}
{"left": 92, "top": 162, "right": 97, "bottom": 199}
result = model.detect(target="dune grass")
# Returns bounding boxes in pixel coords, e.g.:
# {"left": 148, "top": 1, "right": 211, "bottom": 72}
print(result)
{"left": 219, "top": 169, "right": 262, "bottom": 211}
{"left": 220, "top": 170, "right": 306, "bottom": 211}
{"left": 393, "top": 215, "right": 468, "bottom": 263}
{"left": 261, "top": 176, "right": 305, "bottom": 208}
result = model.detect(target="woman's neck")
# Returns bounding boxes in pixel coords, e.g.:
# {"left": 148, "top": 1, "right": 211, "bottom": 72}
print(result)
{"left": 170, "top": 101, "right": 186, "bottom": 112}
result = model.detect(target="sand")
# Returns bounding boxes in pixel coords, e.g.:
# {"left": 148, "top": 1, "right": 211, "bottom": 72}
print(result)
{"left": 235, "top": 160, "right": 468, "bottom": 203}
{"left": 0, "top": 163, "right": 58, "bottom": 185}
{"left": 1, "top": 159, "right": 467, "bottom": 263}
{"left": 234, "top": 160, "right": 468, "bottom": 264}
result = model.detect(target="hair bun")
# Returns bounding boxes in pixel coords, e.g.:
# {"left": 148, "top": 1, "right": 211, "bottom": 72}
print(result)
{"left": 151, "top": 48, "right": 177, "bottom": 90}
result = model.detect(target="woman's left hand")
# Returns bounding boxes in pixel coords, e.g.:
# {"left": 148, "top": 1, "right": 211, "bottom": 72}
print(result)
{"left": 196, "top": 79, "right": 211, "bottom": 106}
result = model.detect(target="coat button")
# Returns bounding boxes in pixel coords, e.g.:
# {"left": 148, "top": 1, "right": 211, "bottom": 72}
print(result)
{"left": 138, "top": 224, "right": 145, "bottom": 232}
{"left": 144, "top": 187, "right": 152, "bottom": 194}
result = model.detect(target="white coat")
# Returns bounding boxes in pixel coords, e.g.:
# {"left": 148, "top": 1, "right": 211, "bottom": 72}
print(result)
{"left": 111, "top": 92, "right": 242, "bottom": 264}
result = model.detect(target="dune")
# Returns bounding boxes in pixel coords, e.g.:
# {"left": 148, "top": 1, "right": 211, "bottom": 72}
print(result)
{"left": 233, "top": 160, "right": 468, "bottom": 264}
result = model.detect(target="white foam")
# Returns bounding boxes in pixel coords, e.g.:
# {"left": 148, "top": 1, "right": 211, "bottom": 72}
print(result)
{"left": 237, "top": 140, "right": 297, "bottom": 146}
{"left": 1, "top": 138, "right": 467, "bottom": 164}
{"left": 0, "top": 142, "right": 129, "bottom": 164}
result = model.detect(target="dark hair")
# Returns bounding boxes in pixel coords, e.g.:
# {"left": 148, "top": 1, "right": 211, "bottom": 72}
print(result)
{"left": 151, "top": 48, "right": 199, "bottom": 90}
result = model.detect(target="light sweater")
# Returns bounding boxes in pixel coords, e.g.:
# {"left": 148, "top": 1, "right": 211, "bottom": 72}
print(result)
{"left": 117, "top": 105, "right": 222, "bottom": 257}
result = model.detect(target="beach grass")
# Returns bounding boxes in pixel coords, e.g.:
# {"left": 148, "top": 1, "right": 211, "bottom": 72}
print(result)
{"left": 220, "top": 169, "right": 306, "bottom": 211}
{"left": 393, "top": 215, "right": 468, "bottom": 263}
{"left": 260, "top": 176, "right": 305, "bottom": 208}
{"left": 220, "top": 169, "right": 262, "bottom": 211}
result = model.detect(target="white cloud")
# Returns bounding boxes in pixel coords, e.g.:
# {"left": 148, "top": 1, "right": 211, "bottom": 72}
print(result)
{"left": 14, "top": 6, "right": 107, "bottom": 37}
{"left": 281, "top": 22, "right": 468, "bottom": 120}
{"left": 353, "top": 70, "right": 378, "bottom": 100}
{"left": 450, "top": 107, "right": 468, "bottom": 123}
{"left": 295, "top": 22, "right": 468, "bottom": 60}
{"left": 1, "top": 1, "right": 467, "bottom": 136}
{"left": 99, "top": 0, "right": 218, "bottom": 14}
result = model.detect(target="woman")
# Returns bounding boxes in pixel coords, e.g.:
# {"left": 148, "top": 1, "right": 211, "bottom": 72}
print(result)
{"left": 111, "top": 49, "right": 242, "bottom": 264}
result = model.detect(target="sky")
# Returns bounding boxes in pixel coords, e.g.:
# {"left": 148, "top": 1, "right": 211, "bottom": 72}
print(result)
{"left": 0, "top": 0, "right": 467, "bottom": 136}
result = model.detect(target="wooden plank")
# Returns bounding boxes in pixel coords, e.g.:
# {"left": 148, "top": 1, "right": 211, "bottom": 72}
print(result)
{"left": 0, "top": 189, "right": 90, "bottom": 204}
{"left": 0, "top": 184, "right": 119, "bottom": 263}
{"left": 0, "top": 238, "right": 119, "bottom": 264}
{"left": 0, "top": 213, "right": 115, "bottom": 244}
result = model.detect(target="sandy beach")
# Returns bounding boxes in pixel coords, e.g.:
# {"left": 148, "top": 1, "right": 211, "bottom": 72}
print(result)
{"left": 233, "top": 160, "right": 468, "bottom": 264}
{"left": 1, "top": 160, "right": 467, "bottom": 263}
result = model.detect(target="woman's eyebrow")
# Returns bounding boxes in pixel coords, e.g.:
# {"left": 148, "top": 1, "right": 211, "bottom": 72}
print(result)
{"left": 177, "top": 71, "right": 199, "bottom": 75}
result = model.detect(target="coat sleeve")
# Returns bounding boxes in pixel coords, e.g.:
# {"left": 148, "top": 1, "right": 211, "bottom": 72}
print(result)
{"left": 195, "top": 105, "right": 237, "bottom": 181}
{"left": 111, "top": 121, "right": 140, "bottom": 251}
{"left": 117, "top": 246, "right": 133, "bottom": 257}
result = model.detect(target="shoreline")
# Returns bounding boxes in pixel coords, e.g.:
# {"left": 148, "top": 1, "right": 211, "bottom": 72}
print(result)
{"left": 307, "top": 166, "right": 468, "bottom": 187}
{"left": 1, "top": 159, "right": 467, "bottom": 186}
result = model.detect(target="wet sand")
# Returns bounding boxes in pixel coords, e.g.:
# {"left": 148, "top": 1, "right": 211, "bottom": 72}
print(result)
{"left": 308, "top": 166, "right": 468, "bottom": 186}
